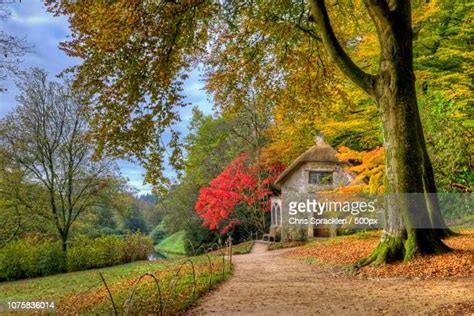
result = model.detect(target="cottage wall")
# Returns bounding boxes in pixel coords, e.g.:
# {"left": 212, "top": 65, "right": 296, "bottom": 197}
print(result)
{"left": 279, "top": 161, "right": 352, "bottom": 241}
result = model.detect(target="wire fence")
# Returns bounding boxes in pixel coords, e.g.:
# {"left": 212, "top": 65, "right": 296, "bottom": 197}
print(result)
{"left": 96, "top": 237, "right": 233, "bottom": 316}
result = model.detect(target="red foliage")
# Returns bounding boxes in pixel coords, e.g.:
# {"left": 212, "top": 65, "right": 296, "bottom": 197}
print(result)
{"left": 195, "top": 153, "right": 284, "bottom": 233}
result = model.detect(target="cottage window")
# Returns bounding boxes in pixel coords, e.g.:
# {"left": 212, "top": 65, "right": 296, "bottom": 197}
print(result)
{"left": 308, "top": 171, "right": 333, "bottom": 185}
{"left": 271, "top": 203, "right": 281, "bottom": 226}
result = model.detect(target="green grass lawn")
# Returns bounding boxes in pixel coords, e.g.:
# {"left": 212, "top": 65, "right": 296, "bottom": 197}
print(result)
{"left": 0, "top": 261, "right": 159, "bottom": 302}
{"left": 0, "top": 255, "right": 231, "bottom": 314}
{"left": 155, "top": 230, "right": 187, "bottom": 255}
{"left": 231, "top": 241, "right": 255, "bottom": 254}
{"left": 268, "top": 240, "right": 307, "bottom": 251}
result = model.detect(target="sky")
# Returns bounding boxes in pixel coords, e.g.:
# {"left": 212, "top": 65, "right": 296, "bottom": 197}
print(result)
{"left": 0, "top": 0, "right": 213, "bottom": 194}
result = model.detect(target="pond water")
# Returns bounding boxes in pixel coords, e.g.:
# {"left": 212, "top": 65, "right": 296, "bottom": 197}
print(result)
{"left": 147, "top": 250, "right": 183, "bottom": 261}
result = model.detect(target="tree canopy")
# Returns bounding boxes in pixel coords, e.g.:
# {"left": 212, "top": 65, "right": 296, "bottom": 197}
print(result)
{"left": 44, "top": 0, "right": 473, "bottom": 263}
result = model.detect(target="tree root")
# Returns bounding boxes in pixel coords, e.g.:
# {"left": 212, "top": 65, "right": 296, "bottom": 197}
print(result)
{"left": 354, "top": 229, "right": 451, "bottom": 268}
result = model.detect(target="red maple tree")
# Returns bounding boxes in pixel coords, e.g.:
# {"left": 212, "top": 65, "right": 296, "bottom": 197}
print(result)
{"left": 195, "top": 153, "right": 284, "bottom": 234}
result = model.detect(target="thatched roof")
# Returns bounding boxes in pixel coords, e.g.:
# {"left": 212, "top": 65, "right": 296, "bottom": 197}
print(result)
{"left": 275, "top": 137, "right": 339, "bottom": 187}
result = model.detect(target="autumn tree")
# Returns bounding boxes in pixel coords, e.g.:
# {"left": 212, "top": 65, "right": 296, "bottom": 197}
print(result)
{"left": 0, "top": 69, "right": 117, "bottom": 254}
{"left": 195, "top": 153, "right": 283, "bottom": 234}
{"left": 45, "top": 0, "right": 458, "bottom": 262}
{"left": 307, "top": 0, "right": 455, "bottom": 263}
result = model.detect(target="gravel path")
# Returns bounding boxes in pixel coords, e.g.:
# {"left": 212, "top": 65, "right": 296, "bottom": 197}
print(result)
{"left": 189, "top": 242, "right": 474, "bottom": 315}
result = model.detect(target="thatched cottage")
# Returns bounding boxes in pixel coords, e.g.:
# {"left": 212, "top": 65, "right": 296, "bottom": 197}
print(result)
{"left": 267, "top": 136, "right": 354, "bottom": 241}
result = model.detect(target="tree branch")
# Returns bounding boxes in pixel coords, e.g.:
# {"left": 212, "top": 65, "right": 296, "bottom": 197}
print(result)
{"left": 307, "top": 0, "right": 376, "bottom": 98}
{"left": 363, "top": 0, "right": 392, "bottom": 27}
{"left": 295, "top": 23, "right": 322, "bottom": 42}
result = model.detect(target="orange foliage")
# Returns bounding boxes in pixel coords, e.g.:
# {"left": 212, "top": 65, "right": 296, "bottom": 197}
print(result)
{"left": 336, "top": 146, "right": 385, "bottom": 193}
{"left": 285, "top": 230, "right": 474, "bottom": 279}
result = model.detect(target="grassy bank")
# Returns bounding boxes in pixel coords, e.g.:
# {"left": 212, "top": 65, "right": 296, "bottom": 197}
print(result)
{"left": 0, "top": 254, "right": 231, "bottom": 314}
{"left": 268, "top": 241, "right": 306, "bottom": 251}
{"left": 155, "top": 231, "right": 187, "bottom": 255}
{"left": 231, "top": 241, "right": 255, "bottom": 255}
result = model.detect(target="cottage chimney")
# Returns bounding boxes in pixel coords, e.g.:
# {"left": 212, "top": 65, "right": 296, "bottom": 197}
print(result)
{"left": 315, "top": 133, "right": 325, "bottom": 146}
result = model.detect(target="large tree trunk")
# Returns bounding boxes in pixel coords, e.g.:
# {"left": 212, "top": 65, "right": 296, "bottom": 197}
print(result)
{"left": 417, "top": 125, "right": 456, "bottom": 238}
{"left": 61, "top": 238, "right": 68, "bottom": 253}
{"left": 362, "top": 0, "right": 450, "bottom": 263}
{"left": 308, "top": 0, "right": 451, "bottom": 264}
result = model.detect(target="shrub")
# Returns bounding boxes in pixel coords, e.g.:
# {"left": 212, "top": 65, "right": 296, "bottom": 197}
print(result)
{"left": 16, "top": 239, "right": 40, "bottom": 278}
{"left": 0, "top": 241, "right": 23, "bottom": 281}
{"left": 100, "top": 235, "right": 126, "bottom": 266}
{"left": 67, "top": 233, "right": 152, "bottom": 271}
{"left": 0, "top": 236, "right": 63, "bottom": 281}
{"left": 66, "top": 235, "right": 126, "bottom": 271}
{"left": 38, "top": 243, "right": 65, "bottom": 275}
{"left": 123, "top": 232, "right": 153, "bottom": 262}
{"left": 66, "top": 236, "right": 95, "bottom": 272}
{"left": 0, "top": 233, "right": 153, "bottom": 280}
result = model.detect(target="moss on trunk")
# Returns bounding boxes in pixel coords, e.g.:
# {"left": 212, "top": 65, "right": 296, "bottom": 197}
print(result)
{"left": 357, "top": 228, "right": 450, "bottom": 267}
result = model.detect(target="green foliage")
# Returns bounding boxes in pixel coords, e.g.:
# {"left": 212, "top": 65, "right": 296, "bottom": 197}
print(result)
{"left": 71, "top": 189, "right": 158, "bottom": 239}
{"left": 38, "top": 245, "right": 66, "bottom": 276}
{"left": 122, "top": 203, "right": 149, "bottom": 233}
{"left": 67, "top": 233, "right": 152, "bottom": 272}
{"left": 153, "top": 180, "right": 217, "bottom": 254}
{"left": 0, "top": 154, "right": 54, "bottom": 244}
{"left": 0, "top": 233, "right": 153, "bottom": 281}
{"left": 414, "top": 0, "right": 473, "bottom": 108}
{"left": 420, "top": 92, "right": 472, "bottom": 191}
{"left": 0, "top": 242, "right": 23, "bottom": 280}
{"left": 66, "top": 235, "right": 126, "bottom": 271}
{"left": 413, "top": 0, "right": 473, "bottom": 192}
{"left": 0, "top": 237, "right": 63, "bottom": 281}
{"left": 184, "top": 108, "right": 248, "bottom": 187}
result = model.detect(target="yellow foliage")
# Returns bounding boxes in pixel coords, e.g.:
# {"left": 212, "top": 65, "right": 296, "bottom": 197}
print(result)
{"left": 336, "top": 146, "right": 385, "bottom": 194}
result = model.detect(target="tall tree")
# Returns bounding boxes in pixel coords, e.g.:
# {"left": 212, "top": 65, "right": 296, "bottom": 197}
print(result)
{"left": 307, "top": 0, "right": 451, "bottom": 263}
{"left": 0, "top": 69, "right": 117, "bottom": 253}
